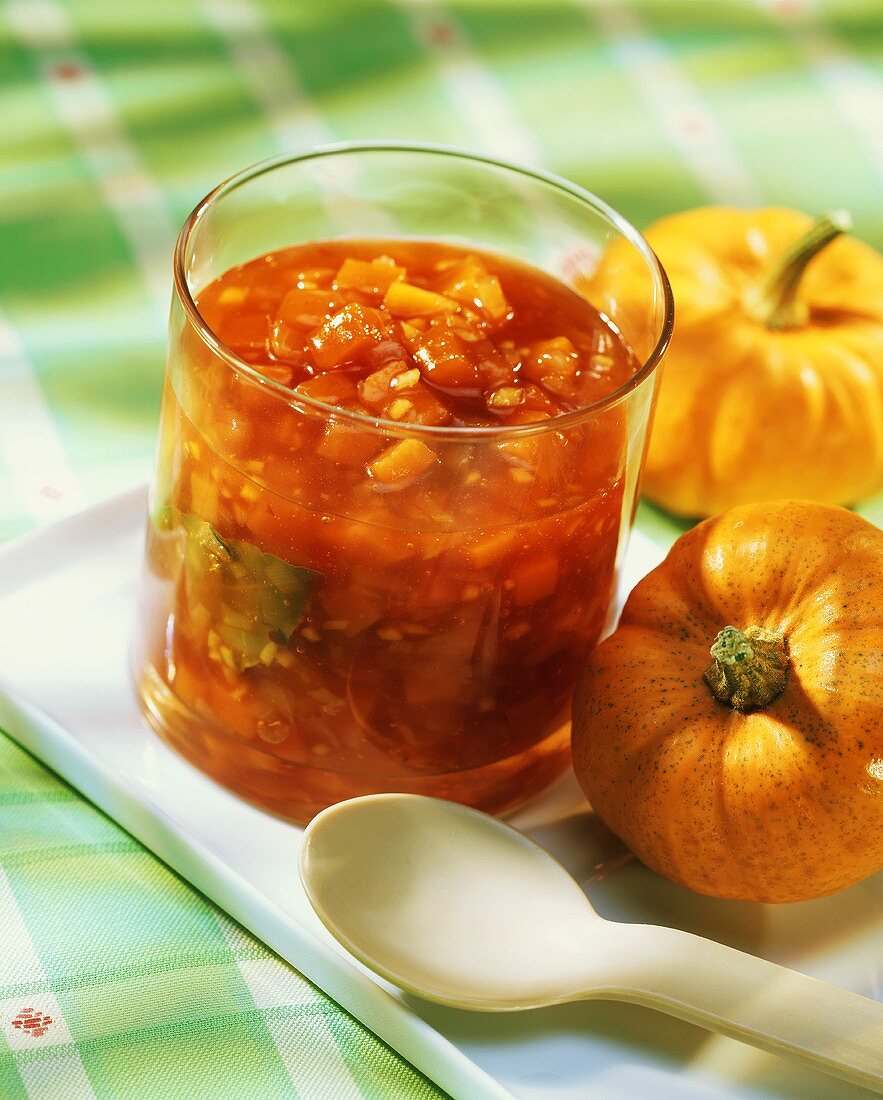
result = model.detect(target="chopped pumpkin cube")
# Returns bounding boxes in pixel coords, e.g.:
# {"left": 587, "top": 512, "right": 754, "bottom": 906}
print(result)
{"left": 335, "top": 257, "right": 405, "bottom": 297}
{"left": 510, "top": 554, "right": 559, "bottom": 606}
{"left": 309, "top": 303, "right": 390, "bottom": 370}
{"left": 359, "top": 364, "right": 451, "bottom": 423}
{"left": 383, "top": 281, "right": 458, "bottom": 317}
{"left": 399, "top": 319, "right": 428, "bottom": 340}
{"left": 407, "top": 319, "right": 482, "bottom": 393}
{"left": 279, "top": 287, "right": 343, "bottom": 329}
{"left": 464, "top": 527, "right": 519, "bottom": 569}
{"left": 359, "top": 363, "right": 406, "bottom": 408}
{"left": 369, "top": 439, "right": 438, "bottom": 488}
{"left": 487, "top": 386, "right": 524, "bottom": 411}
{"left": 189, "top": 470, "right": 219, "bottom": 517}
{"left": 444, "top": 311, "right": 489, "bottom": 344}
{"left": 390, "top": 367, "right": 421, "bottom": 391}
{"left": 520, "top": 383, "right": 561, "bottom": 414}
{"left": 256, "top": 360, "right": 295, "bottom": 386}
{"left": 496, "top": 409, "right": 552, "bottom": 469}
{"left": 436, "top": 256, "right": 485, "bottom": 295}
{"left": 218, "top": 285, "right": 249, "bottom": 306}
{"left": 364, "top": 337, "right": 411, "bottom": 372}
{"left": 445, "top": 315, "right": 513, "bottom": 386}
{"left": 295, "top": 373, "right": 360, "bottom": 407}
{"left": 317, "top": 421, "right": 380, "bottom": 466}
{"left": 472, "top": 274, "right": 510, "bottom": 324}
{"left": 387, "top": 384, "right": 452, "bottom": 426}
{"left": 521, "top": 336, "right": 579, "bottom": 393}
{"left": 437, "top": 257, "right": 511, "bottom": 325}
{"left": 269, "top": 320, "right": 309, "bottom": 363}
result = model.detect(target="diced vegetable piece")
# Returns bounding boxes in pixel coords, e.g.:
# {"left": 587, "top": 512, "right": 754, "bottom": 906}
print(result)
{"left": 387, "top": 383, "right": 452, "bottom": 426}
{"left": 487, "top": 386, "right": 524, "bottom": 412}
{"left": 436, "top": 256, "right": 485, "bottom": 296}
{"left": 521, "top": 336, "right": 579, "bottom": 393}
{"left": 407, "top": 319, "right": 482, "bottom": 393}
{"left": 365, "top": 338, "right": 410, "bottom": 370}
{"left": 464, "top": 527, "right": 519, "bottom": 569}
{"left": 520, "top": 383, "right": 561, "bottom": 414}
{"left": 497, "top": 435, "right": 538, "bottom": 470}
{"left": 437, "top": 257, "right": 511, "bottom": 325}
{"left": 269, "top": 320, "right": 308, "bottom": 363}
{"left": 496, "top": 409, "right": 552, "bottom": 469}
{"left": 383, "top": 281, "right": 458, "bottom": 317}
{"left": 218, "top": 285, "right": 249, "bottom": 306}
{"left": 472, "top": 275, "right": 509, "bottom": 324}
{"left": 310, "top": 303, "right": 390, "bottom": 369}
{"left": 444, "top": 312, "right": 487, "bottom": 345}
{"left": 358, "top": 366, "right": 451, "bottom": 424}
{"left": 510, "top": 554, "right": 559, "bottom": 606}
{"left": 478, "top": 352, "right": 516, "bottom": 388}
{"left": 445, "top": 315, "right": 513, "bottom": 386}
{"left": 279, "top": 288, "right": 343, "bottom": 329}
{"left": 256, "top": 360, "right": 296, "bottom": 386}
{"left": 295, "top": 373, "right": 360, "bottom": 407}
{"left": 369, "top": 439, "right": 438, "bottom": 488}
{"left": 390, "top": 367, "right": 421, "bottom": 391}
{"left": 335, "top": 257, "right": 405, "bottom": 296}
{"left": 317, "top": 421, "right": 381, "bottom": 466}
{"left": 190, "top": 471, "right": 219, "bottom": 517}
{"left": 359, "top": 363, "right": 407, "bottom": 408}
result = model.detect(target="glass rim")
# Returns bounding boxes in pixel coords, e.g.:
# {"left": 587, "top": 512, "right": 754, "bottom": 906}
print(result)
{"left": 173, "top": 140, "right": 674, "bottom": 442}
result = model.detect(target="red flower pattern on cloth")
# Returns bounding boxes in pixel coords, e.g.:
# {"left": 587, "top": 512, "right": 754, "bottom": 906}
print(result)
{"left": 50, "top": 61, "right": 84, "bottom": 83}
{"left": 11, "top": 1008, "right": 53, "bottom": 1038}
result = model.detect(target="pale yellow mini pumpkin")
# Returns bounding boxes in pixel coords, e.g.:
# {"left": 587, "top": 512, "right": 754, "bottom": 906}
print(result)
{"left": 586, "top": 207, "right": 883, "bottom": 517}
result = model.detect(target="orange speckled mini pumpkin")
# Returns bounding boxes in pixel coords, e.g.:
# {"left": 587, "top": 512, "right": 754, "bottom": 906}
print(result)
{"left": 572, "top": 500, "right": 883, "bottom": 903}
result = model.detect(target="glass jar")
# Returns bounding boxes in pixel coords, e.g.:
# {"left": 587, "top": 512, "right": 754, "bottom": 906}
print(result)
{"left": 132, "top": 144, "right": 672, "bottom": 822}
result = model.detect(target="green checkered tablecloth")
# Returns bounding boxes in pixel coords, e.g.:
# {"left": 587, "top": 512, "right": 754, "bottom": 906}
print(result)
{"left": 2, "top": 1, "right": 883, "bottom": 1097}
{"left": 0, "top": 737, "right": 442, "bottom": 1100}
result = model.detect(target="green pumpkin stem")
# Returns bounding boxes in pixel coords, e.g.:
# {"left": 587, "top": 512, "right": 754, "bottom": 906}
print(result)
{"left": 704, "top": 626, "right": 789, "bottom": 712}
{"left": 743, "top": 210, "right": 851, "bottom": 330}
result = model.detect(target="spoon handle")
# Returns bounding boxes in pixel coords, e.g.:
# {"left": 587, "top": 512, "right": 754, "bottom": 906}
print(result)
{"left": 599, "top": 923, "right": 883, "bottom": 1091}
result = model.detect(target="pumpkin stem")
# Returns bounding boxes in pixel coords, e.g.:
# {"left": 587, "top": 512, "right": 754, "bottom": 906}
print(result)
{"left": 743, "top": 210, "right": 851, "bottom": 330}
{"left": 704, "top": 626, "right": 789, "bottom": 711}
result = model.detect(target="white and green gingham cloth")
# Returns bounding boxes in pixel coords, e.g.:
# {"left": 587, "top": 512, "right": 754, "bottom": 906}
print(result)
{"left": 2, "top": 1, "right": 883, "bottom": 1096}
{"left": 0, "top": 737, "right": 442, "bottom": 1099}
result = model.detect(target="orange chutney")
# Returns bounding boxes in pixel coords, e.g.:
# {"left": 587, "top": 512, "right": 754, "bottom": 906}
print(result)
{"left": 135, "top": 240, "right": 639, "bottom": 820}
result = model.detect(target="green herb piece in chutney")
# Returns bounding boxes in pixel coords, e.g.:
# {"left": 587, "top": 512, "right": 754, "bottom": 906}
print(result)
{"left": 177, "top": 510, "right": 320, "bottom": 670}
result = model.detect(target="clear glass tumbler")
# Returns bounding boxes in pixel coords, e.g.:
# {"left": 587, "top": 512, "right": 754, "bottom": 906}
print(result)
{"left": 132, "top": 144, "right": 672, "bottom": 822}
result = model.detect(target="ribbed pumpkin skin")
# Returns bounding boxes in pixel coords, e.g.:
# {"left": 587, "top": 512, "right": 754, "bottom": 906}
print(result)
{"left": 572, "top": 501, "right": 883, "bottom": 903}
{"left": 584, "top": 207, "right": 883, "bottom": 517}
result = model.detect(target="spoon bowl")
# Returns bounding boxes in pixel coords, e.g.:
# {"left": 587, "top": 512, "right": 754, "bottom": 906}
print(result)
{"left": 301, "top": 794, "right": 883, "bottom": 1091}
{"left": 300, "top": 793, "right": 605, "bottom": 1009}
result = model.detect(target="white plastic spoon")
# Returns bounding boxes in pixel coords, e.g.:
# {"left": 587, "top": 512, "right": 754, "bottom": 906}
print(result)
{"left": 300, "top": 794, "right": 883, "bottom": 1094}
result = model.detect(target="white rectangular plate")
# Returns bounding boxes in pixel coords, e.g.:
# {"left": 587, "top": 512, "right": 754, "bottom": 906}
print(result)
{"left": 0, "top": 486, "right": 880, "bottom": 1100}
